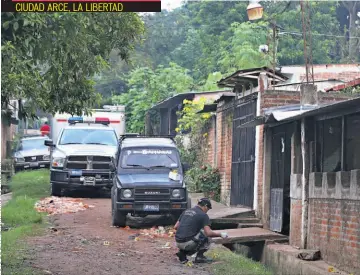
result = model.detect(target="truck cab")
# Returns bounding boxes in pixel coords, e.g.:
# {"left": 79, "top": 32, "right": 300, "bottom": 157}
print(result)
{"left": 111, "top": 135, "right": 191, "bottom": 227}
{"left": 45, "top": 117, "right": 119, "bottom": 196}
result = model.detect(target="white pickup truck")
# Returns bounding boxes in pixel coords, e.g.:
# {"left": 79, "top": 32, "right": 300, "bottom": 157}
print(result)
{"left": 45, "top": 106, "right": 125, "bottom": 196}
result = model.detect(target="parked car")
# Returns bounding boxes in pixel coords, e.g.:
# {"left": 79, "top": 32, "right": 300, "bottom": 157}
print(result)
{"left": 110, "top": 135, "right": 191, "bottom": 227}
{"left": 45, "top": 117, "right": 121, "bottom": 196}
{"left": 13, "top": 135, "right": 51, "bottom": 172}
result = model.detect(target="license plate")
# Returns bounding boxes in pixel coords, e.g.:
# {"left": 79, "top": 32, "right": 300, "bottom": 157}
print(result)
{"left": 70, "top": 170, "right": 82, "bottom": 176}
{"left": 30, "top": 162, "right": 39, "bottom": 167}
{"left": 143, "top": 204, "right": 159, "bottom": 211}
{"left": 83, "top": 177, "right": 95, "bottom": 186}
{"left": 40, "top": 165, "right": 45, "bottom": 168}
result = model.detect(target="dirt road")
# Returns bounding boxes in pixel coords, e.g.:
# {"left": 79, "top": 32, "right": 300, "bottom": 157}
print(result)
{"left": 28, "top": 198, "right": 212, "bottom": 275}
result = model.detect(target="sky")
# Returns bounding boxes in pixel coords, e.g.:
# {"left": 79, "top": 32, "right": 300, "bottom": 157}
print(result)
{"left": 161, "top": 0, "right": 184, "bottom": 10}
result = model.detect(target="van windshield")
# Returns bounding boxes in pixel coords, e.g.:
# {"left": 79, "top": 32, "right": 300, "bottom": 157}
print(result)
{"left": 120, "top": 148, "right": 180, "bottom": 169}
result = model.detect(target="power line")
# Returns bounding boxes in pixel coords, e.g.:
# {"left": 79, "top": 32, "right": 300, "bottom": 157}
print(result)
{"left": 279, "top": 31, "right": 360, "bottom": 39}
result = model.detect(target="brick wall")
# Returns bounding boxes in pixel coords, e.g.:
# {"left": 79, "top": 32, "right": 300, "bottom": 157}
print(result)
{"left": 308, "top": 199, "right": 360, "bottom": 273}
{"left": 215, "top": 101, "right": 233, "bottom": 205}
{"left": 203, "top": 116, "right": 216, "bottom": 167}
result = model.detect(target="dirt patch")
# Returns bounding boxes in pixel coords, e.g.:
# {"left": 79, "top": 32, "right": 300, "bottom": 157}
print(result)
{"left": 27, "top": 198, "right": 211, "bottom": 275}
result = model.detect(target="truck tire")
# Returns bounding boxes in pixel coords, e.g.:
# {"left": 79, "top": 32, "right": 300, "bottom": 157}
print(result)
{"left": 51, "top": 183, "right": 62, "bottom": 197}
{"left": 111, "top": 187, "right": 126, "bottom": 227}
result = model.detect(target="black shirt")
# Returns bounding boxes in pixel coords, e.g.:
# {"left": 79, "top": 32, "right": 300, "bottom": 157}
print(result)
{"left": 175, "top": 206, "right": 210, "bottom": 242}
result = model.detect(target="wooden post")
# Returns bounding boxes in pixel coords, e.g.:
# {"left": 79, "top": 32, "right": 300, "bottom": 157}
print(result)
{"left": 301, "top": 117, "right": 309, "bottom": 249}
{"left": 300, "top": 83, "right": 316, "bottom": 249}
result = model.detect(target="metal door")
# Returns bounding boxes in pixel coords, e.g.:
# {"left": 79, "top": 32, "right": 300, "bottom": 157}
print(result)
{"left": 270, "top": 125, "right": 291, "bottom": 234}
{"left": 230, "top": 94, "right": 257, "bottom": 207}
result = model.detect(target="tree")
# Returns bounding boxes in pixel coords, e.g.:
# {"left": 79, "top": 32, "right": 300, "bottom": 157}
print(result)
{"left": 111, "top": 63, "right": 194, "bottom": 133}
{"left": 342, "top": 1, "right": 360, "bottom": 62}
{"left": 218, "top": 21, "right": 273, "bottom": 74}
{"left": 1, "top": 13, "right": 144, "bottom": 119}
{"left": 201, "top": 72, "right": 224, "bottom": 91}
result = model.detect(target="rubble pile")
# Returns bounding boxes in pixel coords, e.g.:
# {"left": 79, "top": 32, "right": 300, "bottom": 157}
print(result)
{"left": 34, "top": 196, "right": 94, "bottom": 215}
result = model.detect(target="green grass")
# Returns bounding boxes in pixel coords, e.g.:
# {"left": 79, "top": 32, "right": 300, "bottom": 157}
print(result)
{"left": 206, "top": 246, "right": 273, "bottom": 275}
{"left": 1, "top": 169, "right": 50, "bottom": 275}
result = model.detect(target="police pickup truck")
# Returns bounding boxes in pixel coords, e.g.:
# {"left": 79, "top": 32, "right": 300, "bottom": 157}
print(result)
{"left": 45, "top": 116, "right": 120, "bottom": 196}
{"left": 110, "top": 135, "right": 191, "bottom": 227}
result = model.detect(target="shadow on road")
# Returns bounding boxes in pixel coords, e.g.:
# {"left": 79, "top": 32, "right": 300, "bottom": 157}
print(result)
{"left": 60, "top": 189, "right": 178, "bottom": 229}
{"left": 126, "top": 214, "right": 176, "bottom": 229}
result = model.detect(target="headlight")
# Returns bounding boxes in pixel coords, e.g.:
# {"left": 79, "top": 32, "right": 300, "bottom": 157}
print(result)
{"left": 52, "top": 157, "right": 65, "bottom": 168}
{"left": 122, "top": 189, "right": 132, "bottom": 198}
{"left": 15, "top": 157, "right": 25, "bottom": 162}
{"left": 172, "top": 189, "right": 181, "bottom": 198}
{"left": 43, "top": 155, "right": 50, "bottom": 161}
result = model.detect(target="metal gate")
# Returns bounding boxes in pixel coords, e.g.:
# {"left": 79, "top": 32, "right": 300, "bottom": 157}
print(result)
{"left": 230, "top": 94, "right": 257, "bottom": 207}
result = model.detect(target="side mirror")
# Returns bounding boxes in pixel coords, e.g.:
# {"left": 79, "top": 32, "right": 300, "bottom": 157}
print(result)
{"left": 109, "top": 162, "right": 116, "bottom": 172}
{"left": 182, "top": 163, "right": 190, "bottom": 172}
{"left": 44, "top": 139, "right": 55, "bottom": 147}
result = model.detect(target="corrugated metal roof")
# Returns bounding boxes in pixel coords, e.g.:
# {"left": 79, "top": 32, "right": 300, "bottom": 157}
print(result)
{"left": 238, "top": 97, "right": 360, "bottom": 128}
{"left": 197, "top": 104, "right": 217, "bottom": 114}
{"left": 217, "top": 67, "right": 288, "bottom": 88}
{"left": 148, "top": 90, "right": 232, "bottom": 110}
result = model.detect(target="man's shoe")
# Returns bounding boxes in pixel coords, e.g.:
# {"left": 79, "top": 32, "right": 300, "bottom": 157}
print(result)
{"left": 176, "top": 251, "right": 188, "bottom": 264}
{"left": 194, "top": 255, "right": 213, "bottom": 264}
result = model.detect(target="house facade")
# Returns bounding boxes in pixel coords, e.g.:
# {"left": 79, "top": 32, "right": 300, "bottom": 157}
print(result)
{"left": 256, "top": 96, "right": 360, "bottom": 274}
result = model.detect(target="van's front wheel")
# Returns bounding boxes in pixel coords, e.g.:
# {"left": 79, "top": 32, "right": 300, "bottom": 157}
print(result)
{"left": 111, "top": 187, "right": 127, "bottom": 227}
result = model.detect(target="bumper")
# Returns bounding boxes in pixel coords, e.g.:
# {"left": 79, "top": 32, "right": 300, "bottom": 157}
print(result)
{"left": 50, "top": 169, "right": 113, "bottom": 189}
{"left": 115, "top": 201, "right": 188, "bottom": 215}
{"left": 15, "top": 161, "right": 50, "bottom": 169}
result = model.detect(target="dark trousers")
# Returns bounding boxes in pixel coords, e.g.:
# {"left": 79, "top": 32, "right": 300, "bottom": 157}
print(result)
{"left": 176, "top": 230, "right": 210, "bottom": 255}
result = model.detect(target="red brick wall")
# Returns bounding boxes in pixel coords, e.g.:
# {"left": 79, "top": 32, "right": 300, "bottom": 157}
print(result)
{"left": 304, "top": 72, "right": 360, "bottom": 82}
{"left": 215, "top": 103, "right": 233, "bottom": 205}
{"left": 308, "top": 199, "right": 360, "bottom": 273}
{"left": 203, "top": 116, "right": 216, "bottom": 167}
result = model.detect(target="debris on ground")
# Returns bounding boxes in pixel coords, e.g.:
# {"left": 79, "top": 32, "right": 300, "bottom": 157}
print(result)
{"left": 159, "top": 242, "right": 171, "bottom": 249}
{"left": 128, "top": 233, "right": 140, "bottom": 240}
{"left": 34, "top": 196, "right": 95, "bottom": 215}
{"left": 139, "top": 226, "right": 175, "bottom": 238}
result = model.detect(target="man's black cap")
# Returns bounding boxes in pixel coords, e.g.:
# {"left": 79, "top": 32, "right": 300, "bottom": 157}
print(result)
{"left": 198, "top": 198, "right": 212, "bottom": 209}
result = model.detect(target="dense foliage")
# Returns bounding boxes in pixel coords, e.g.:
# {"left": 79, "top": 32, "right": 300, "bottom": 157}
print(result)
{"left": 105, "top": 1, "right": 359, "bottom": 132}
{"left": 1, "top": 12, "right": 144, "bottom": 119}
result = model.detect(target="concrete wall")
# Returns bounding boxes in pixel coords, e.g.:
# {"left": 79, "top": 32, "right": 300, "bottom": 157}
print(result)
{"left": 290, "top": 174, "right": 303, "bottom": 248}
{"left": 306, "top": 171, "right": 360, "bottom": 274}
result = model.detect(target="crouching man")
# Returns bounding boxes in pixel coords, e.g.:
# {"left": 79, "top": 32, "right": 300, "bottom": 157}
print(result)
{"left": 174, "top": 198, "right": 228, "bottom": 264}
